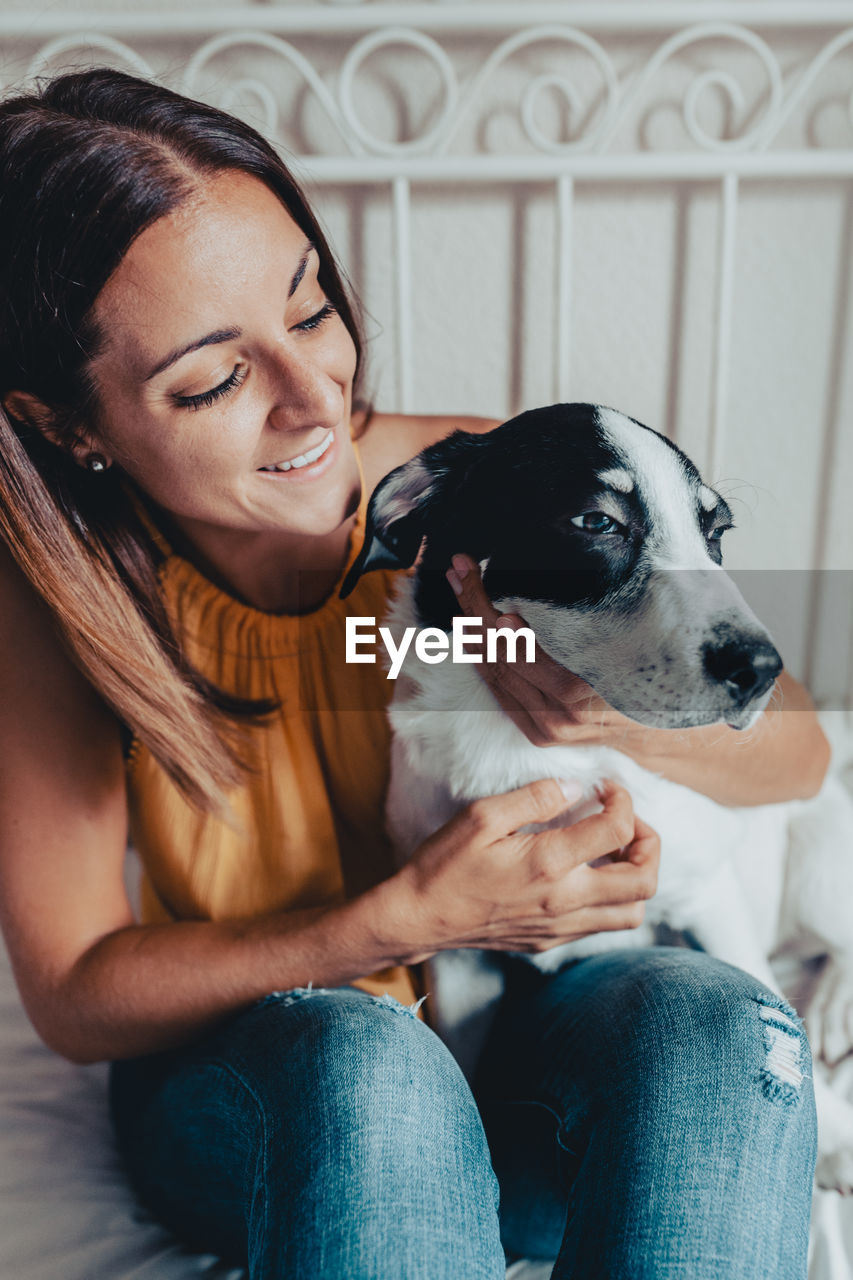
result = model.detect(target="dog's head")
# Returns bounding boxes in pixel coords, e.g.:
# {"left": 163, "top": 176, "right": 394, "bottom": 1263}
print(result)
{"left": 340, "top": 403, "right": 782, "bottom": 730}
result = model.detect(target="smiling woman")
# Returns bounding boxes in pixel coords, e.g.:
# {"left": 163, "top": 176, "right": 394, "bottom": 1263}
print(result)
{"left": 0, "top": 66, "right": 825, "bottom": 1280}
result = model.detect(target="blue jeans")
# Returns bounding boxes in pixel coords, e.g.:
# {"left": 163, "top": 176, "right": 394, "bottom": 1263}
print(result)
{"left": 109, "top": 948, "right": 817, "bottom": 1279}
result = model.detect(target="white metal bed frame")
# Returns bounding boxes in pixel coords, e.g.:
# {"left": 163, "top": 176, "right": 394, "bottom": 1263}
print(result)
{"left": 2, "top": 0, "right": 852, "bottom": 711}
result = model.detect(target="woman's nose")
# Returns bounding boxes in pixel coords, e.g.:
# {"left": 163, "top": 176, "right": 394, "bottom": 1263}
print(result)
{"left": 265, "top": 343, "right": 344, "bottom": 434}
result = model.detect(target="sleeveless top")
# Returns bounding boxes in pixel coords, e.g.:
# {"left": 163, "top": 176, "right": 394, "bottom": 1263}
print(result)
{"left": 124, "top": 436, "right": 422, "bottom": 1009}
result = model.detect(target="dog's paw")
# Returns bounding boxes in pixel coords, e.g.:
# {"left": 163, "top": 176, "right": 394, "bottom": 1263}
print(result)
{"left": 813, "top": 1072, "right": 853, "bottom": 1193}
{"left": 805, "top": 958, "right": 853, "bottom": 1069}
{"left": 816, "top": 1147, "right": 853, "bottom": 1195}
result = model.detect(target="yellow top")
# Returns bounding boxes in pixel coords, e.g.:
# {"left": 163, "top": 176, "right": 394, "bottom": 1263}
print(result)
{"left": 125, "top": 437, "right": 421, "bottom": 1009}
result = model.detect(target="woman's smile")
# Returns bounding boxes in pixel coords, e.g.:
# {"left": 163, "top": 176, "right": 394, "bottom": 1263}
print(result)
{"left": 256, "top": 425, "right": 337, "bottom": 477}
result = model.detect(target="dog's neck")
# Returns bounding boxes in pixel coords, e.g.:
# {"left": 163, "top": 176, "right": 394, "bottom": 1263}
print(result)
{"left": 380, "top": 574, "right": 644, "bottom": 804}
{"left": 382, "top": 575, "right": 500, "bottom": 709}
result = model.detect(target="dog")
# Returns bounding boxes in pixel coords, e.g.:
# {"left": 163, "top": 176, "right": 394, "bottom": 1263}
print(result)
{"left": 340, "top": 402, "right": 853, "bottom": 1192}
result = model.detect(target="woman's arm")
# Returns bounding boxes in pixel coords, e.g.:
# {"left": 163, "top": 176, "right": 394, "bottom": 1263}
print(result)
{"left": 356, "top": 410, "right": 503, "bottom": 490}
{"left": 615, "top": 668, "right": 829, "bottom": 805}
{"left": 0, "top": 544, "right": 658, "bottom": 1065}
{"left": 445, "top": 554, "right": 830, "bottom": 807}
{"left": 0, "top": 543, "right": 419, "bottom": 1063}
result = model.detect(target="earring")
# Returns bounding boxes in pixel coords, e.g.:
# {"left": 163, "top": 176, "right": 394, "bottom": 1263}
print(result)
{"left": 86, "top": 453, "right": 108, "bottom": 474}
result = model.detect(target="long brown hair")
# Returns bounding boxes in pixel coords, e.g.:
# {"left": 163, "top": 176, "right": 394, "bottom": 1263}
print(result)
{"left": 0, "top": 69, "right": 368, "bottom": 813}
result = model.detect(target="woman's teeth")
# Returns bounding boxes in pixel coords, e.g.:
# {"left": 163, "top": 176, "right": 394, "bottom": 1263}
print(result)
{"left": 259, "top": 429, "right": 334, "bottom": 472}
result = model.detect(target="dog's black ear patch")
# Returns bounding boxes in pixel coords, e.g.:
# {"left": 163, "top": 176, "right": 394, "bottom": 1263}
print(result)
{"left": 339, "top": 429, "right": 488, "bottom": 599}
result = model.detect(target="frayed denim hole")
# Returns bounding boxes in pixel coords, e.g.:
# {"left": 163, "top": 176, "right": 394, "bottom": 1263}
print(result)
{"left": 253, "top": 981, "right": 331, "bottom": 1011}
{"left": 368, "top": 992, "right": 429, "bottom": 1020}
{"left": 755, "top": 999, "right": 807, "bottom": 1105}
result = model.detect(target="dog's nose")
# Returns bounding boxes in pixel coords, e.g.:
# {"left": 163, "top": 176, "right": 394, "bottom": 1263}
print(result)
{"left": 703, "top": 639, "right": 783, "bottom": 707}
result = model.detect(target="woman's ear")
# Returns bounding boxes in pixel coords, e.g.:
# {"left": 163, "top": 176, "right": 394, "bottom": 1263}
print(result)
{"left": 2, "top": 390, "right": 107, "bottom": 469}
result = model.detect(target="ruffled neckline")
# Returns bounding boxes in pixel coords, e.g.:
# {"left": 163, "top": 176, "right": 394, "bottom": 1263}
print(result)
{"left": 160, "top": 498, "right": 370, "bottom": 653}
{"left": 127, "top": 437, "right": 386, "bottom": 658}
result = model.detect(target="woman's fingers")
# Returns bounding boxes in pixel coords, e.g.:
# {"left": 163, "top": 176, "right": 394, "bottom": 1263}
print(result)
{"left": 478, "top": 902, "right": 650, "bottom": 950}
{"left": 446, "top": 553, "right": 502, "bottom": 625}
{"left": 446, "top": 558, "right": 563, "bottom": 723}
{"left": 569, "top": 840, "right": 659, "bottom": 906}
{"left": 447, "top": 555, "right": 572, "bottom": 694}
{"left": 454, "top": 776, "right": 582, "bottom": 846}
{"left": 445, "top": 553, "right": 613, "bottom": 727}
{"left": 522, "top": 779, "right": 637, "bottom": 863}
{"left": 488, "top": 820, "right": 661, "bottom": 946}
{"left": 516, "top": 792, "right": 661, "bottom": 921}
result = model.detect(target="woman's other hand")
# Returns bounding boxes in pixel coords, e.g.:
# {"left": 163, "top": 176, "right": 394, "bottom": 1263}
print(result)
{"left": 392, "top": 779, "right": 660, "bottom": 962}
{"left": 445, "top": 552, "right": 647, "bottom": 751}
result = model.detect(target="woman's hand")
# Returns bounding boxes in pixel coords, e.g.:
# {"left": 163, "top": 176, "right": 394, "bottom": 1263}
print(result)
{"left": 445, "top": 552, "right": 830, "bottom": 806}
{"left": 444, "top": 552, "right": 653, "bottom": 752}
{"left": 391, "top": 778, "right": 660, "bottom": 962}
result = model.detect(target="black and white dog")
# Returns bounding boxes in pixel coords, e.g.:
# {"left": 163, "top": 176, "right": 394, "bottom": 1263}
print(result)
{"left": 341, "top": 403, "right": 853, "bottom": 1191}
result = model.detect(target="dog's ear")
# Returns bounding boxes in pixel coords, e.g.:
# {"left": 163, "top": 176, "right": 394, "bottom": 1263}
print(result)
{"left": 340, "top": 456, "right": 437, "bottom": 598}
{"left": 340, "top": 428, "right": 489, "bottom": 599}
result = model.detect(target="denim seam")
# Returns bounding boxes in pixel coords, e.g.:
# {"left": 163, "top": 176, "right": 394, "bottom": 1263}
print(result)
{"left": 206, "top": 1057, "right": 270, "bottom": 1266}
{"left": 481, "top": 1095, "right": 578, "bottom": 1156}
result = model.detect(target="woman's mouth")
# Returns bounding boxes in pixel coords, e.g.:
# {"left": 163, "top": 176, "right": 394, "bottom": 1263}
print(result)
{"left": 257, "top": 428, "right": 336, "bottom": 479}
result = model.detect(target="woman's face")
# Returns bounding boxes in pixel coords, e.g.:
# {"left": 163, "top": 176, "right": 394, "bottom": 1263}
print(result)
{"left": 86, "top": 170, "right": 360, "bottom": 546}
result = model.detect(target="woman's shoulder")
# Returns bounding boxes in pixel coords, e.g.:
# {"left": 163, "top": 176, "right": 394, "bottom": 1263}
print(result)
{"left": 0, "top": 539, "right": 126, "bottom": 761}
{"left": 0, "top": 537, "right": 63, "bottom": 664}
{"left": 354, "top": 410, "right": 501, "bottom": 494}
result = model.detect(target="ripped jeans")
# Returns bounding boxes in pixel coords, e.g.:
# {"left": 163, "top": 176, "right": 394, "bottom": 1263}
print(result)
{"left": 108, "top": 948, "right": 817, "bottom": 1280}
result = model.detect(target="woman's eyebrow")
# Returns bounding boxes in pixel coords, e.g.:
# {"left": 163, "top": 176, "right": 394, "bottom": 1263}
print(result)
{"left": 143, "top": 327, "right": 242, "bottom": 382}
{"left": 143, "top": 241, "right": 317, "bottom": 382}
{"left": 287, "top": 241, "right": 315, "bottom": 298}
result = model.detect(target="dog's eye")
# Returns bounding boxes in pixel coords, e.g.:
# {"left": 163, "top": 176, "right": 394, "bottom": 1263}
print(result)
{"left": 570, "top": 512, "right": 622, "bottom": 535}
{"left": 706, "top": 525, "right": 732, "bottom": 543}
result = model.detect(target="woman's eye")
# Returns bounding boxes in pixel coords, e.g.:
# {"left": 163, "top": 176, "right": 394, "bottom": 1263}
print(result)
{"left": 173, "top": 366, "right": 246, "bottom": 412}
{"left": 293, "top": 301, "right": 336, "bottom": 333}
{"left": 570, "top": 512, "right": 622, "bottom": 535}
{"left": 169, "top": 300, "right": 336, "bottom": 411}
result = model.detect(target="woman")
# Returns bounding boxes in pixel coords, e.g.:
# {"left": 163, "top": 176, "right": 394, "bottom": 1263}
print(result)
{"left": 0, "top": 69, "right": 825, "bottom": 1279}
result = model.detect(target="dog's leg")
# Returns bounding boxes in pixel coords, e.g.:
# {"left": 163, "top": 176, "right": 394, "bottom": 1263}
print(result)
{"left": 779, "top": 777, "right": 853, "bottom": 1068}
{"left": 684, "top": 860, "right": 853, "bottom": 1193}
{"left": 811, "top": 1071, "right": 853, "bottom": 1194}
{"left": 678, "top": 861, "right": 779, "bottom": 991}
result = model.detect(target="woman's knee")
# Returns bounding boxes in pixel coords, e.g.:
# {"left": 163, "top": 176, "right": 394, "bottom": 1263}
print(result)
{"left": 587, "top": 949, "right": 811, "bottom": 1087}
{"left": 112, "top": 985, "right": 502, "bottom": 1250}
{"left": 535, "top": 948, "right": 815, "bottom": 1139}
{"left": 242, "top": 986, "right": 469, "bottom": 1099}
{"left": 494, "top": 949, "right": 814, "bottom": 1116}
{"left": 233, "top": 987, "right": 497, "bottom": 1182}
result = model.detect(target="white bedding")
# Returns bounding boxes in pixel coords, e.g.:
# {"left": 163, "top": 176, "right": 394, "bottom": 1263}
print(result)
{"left": 1, "top": 714, "right": 851, "bottom": 1280}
